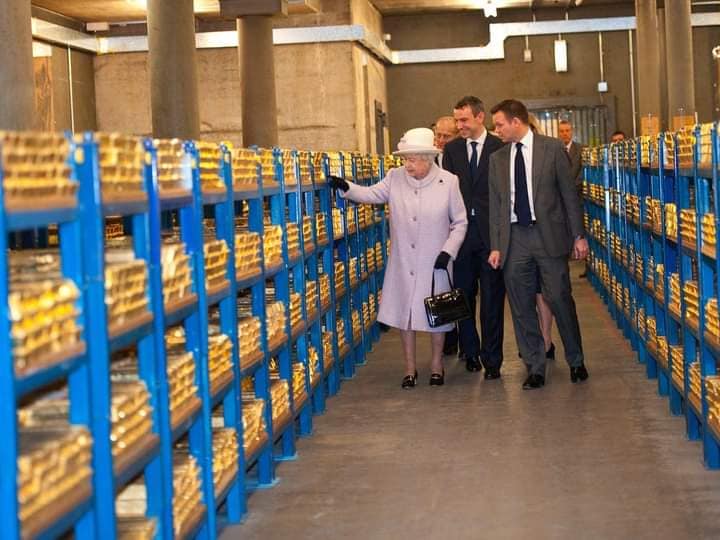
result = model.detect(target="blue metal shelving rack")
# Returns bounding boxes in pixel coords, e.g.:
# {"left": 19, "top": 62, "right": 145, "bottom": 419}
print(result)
{"left": 587, "top": 123, "right": 720, "bottom": 471}
{"left": 0, "top": 133, "right": 390, "bottom": 540}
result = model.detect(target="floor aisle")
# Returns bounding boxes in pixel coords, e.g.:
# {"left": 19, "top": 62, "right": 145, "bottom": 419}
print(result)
{"left": 222, "top": 270, "right": 720, "bottom": 539}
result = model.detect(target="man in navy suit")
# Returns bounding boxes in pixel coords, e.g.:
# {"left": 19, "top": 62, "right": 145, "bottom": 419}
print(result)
{"left": 443, "top": 96, "right": 505, "bottom": 378}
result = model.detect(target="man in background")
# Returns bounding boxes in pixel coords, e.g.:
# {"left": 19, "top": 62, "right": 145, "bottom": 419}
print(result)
{"left": 558, "top": 120, "right": 586, "bottom": 277}
{"left": 610, "top": 130, "right": 626, "bottom": 143}
{"left": 434, "top": 116, "right": 458, "bottom": 170}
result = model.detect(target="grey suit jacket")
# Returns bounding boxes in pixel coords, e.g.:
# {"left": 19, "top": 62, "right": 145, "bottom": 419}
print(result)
{"left": 489, "top": 133, "right": 585, "bottom": 266}
{"left": 567, "top": 141, "right": 584, "bottom": 197}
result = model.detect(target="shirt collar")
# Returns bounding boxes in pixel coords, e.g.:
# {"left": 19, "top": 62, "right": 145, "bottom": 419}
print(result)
{"left": 466, "top": 130, "right": 487, "bottom": 147}
{"left": 517, "top": 128, "right": 533, "bottom": 149}
{"left": 566, "top": 141, "right": 573, "bottom": 151}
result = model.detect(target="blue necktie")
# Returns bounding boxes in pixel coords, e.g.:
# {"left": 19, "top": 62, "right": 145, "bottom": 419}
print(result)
{"left": 514, "top": 142, "right": 532, "bottom": 226}
{"left": 469, "top": 141, "right": 479, "bottom": 179}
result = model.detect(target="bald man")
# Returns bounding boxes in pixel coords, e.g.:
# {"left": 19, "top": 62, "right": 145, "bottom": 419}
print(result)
{"left": 434, "top": 116, "right": 459, "bottom": 169}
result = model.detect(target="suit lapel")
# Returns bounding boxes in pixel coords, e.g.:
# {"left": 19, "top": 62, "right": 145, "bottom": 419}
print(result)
{"left": 532, "top": 135, "right": 546, "bottom": 204}
{"left": 456, "top": 140, "right": 472, "bottom": 186}
{"left": 498, "top": 146, "right": 511, "bottom": 207}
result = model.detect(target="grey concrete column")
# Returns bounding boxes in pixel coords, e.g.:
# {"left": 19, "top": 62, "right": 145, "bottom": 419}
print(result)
{"left": 147, "top": 0, "right": 200, "bottom": 139}
{"left": 634, "top": 0, "right": 662, "bottom": 135}
{"left": 664, "top": 0, "right": 695, "bottom": 129}
{"left": 657, "top": 8, "right": 668, "bottom": 132}
{"left": 237, "top": 16, "right": 278, "bottom": 147}
{"left": 0, "top": 0, "right": 35, "bottom": 129}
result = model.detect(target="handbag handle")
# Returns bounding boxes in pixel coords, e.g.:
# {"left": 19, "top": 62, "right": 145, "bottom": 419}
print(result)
{"left": 431, "top": 268, "right": 454, "bottom": 297}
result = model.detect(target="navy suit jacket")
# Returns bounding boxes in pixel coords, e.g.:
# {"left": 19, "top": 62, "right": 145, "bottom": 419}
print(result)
{"left": 442, "top": 133, "right": 504, "bottom": 248}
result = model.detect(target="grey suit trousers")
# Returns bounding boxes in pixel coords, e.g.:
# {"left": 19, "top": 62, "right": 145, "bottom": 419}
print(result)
{"left": 504, "top": 224, "right": 584, "bottom": 376}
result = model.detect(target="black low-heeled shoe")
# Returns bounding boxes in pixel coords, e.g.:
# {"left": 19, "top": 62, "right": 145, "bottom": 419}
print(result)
{"left": 429, "top": 370, "right": 445, "bottom": 386}
{"left": 401, "top": 371, "right": 418, "bottom": 389}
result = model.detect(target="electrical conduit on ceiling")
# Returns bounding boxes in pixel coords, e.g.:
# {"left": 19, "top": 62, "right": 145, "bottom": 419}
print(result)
{"left": 30, "top": 13, "right": 720, "bottom": 64}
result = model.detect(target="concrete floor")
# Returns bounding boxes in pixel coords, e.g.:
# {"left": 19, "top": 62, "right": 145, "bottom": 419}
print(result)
{"left": 222, "top": 269, "right": 720, "bottom": 540}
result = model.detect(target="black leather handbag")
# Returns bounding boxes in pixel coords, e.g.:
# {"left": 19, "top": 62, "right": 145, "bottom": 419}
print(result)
{"left": 424, "top": 268, "right": 472, "bottom": 328}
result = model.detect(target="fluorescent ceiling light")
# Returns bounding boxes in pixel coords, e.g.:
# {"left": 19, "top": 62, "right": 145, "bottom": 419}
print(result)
{"left": 554, "top": 39, "right": 568, "bottom": 72}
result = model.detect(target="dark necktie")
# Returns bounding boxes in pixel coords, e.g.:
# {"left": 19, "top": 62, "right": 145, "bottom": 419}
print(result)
{"left": 514, "top": 142, "right": 532, "bottom": 226}
{"left": 469, "top": 141, "right": 479, "bottom": 179}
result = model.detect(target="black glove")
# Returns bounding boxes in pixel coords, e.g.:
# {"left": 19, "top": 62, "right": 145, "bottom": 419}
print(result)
{"left": 434, "top": 251, "right": 451, "bottom": 270}
{"left": 328, "top": 175, "right": 350, "bottom": 192}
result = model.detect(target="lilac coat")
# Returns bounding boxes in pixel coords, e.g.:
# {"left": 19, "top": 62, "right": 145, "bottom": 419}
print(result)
{"left": 342, "top": 163, "right": 468, "bottom": 332}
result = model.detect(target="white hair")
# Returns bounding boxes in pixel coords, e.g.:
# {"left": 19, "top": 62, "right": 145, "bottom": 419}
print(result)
{"left": 402, "top": 153, "right": 435, "bottom": 162}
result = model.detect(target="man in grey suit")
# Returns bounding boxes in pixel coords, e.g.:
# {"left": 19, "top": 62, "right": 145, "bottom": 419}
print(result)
{"left": 487, "top": 99, "right": 589, "bottom": 390}
{"left": 558, "top": 119, "right": 584, "bottom": 201}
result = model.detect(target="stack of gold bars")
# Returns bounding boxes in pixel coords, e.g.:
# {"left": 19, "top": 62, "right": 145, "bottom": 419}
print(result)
{"left": 1, "top": 132, "right": 77, "bottom": 210}
{"left": 322, "top": 331, "right": 334, "bottom": 372}
{"left": 289, "top": 292, "right": 303, "bottom": 333}
{"left": 211, "top": 428, "right": 239, "bottom": 497}
{"left": 196, "top": 141, "right": 225, "bottom": 193}
{"left": 208, "top": 333, "right": 233, "bottom": 395}
{"left": 646, "top": 316, "right": 658, "bottom": 357}
{"left": 669, "top": 273, "right": 681, "bottom": 317}
{"left": 334, "top": 261, "right": 346, "bottom": 294}
{"left": 241, "top": 393, "right": 266, "bottom": 455}
{"left": 697, "top": 123, "right": 713, "bottom": 169}
{"left": 702, "top": 213, "right": 716, "bottom": 256}
{"left": 362, "top": 301, "right": 371, "bottom": 331}
{"left": 366, "top": 247, "right": 376, "bottom": 273}
{"left": 302, "top": 216, "right": 314, "bottom": 253}
{"left": 115, "top": 480, "right": 158, "bottom": 540}
{"left": 650, "top": 198, "right": 663, "bottom": 234}
{"left": 351, "top": 309, "right": 362, "bottom": 344}
{"left": 259, "top": 149, "right": 277, "bottom": 187}
{"left": 671, "top": 346, "right": 685, "bottom": 390}
{"left": 635, "top": 252, "right": 644, "bottom": 285}
{"left": 237, "top": 315, "right": 262, "bottom": 368}
{"left": 683, "top": 280, "right": 700, "bottom": 331}
{"left": 637, "top": 307, "right": 647, "bottom": 338}
{"left": 626, "top": 194, "right": 640, "bottom": 224}
{"left": 265, "top": 301, "right": 287, "bottom": 349}
{"left": 675, "top": 128, "right": 695, "bottom": 169}
{"left": 8, "top": 253, "right": 83, "bottom": 375}
{"left": 286, "top": 222, "right": 300, "bottom": 260}
{"left": 375, "top": 242, "right": 384, "bottom": 269}
{"left": 316, "top": 213, "right": 328, "bottom": 245}
{"left": 705, "top": 298, "right": 720, "bottom": 348}
{"left": 611, "top": 277, "right": 621, "bottom": 308}
{"left": 263, "top": 225, "right": 283, "bottom": 270}
{"left": 17, "top": 416, "right": 92, "bottom": 538}
{"left": 297, "top": 150, "right": 312, "bottom": 186}
{"left": 105, "top": 249, "right": 149, "bottom": 331}
{"left": 610, "top": 233, "right": 621, "bottom": 262}
{"left": 689, "top": 362, "right": 702, "bottom": 413}
{"left": 282, "top": 150, "right": 298, "bottom": 186}
{"left": 319, "top": 273, "right": 331, "bottom": 310}
{"left": 639, "top": 135, "right": 652, "bottom": 168}
{"left": 308, "top": 345, "right": 321, "bottom": 386}
{"left": 336, "top": 318, "right": 349, "bottom": 354}
{"left": 654, "top": 263, "right": 665, "bottom": 302}
{"left": 305, "top": 280, "right": 318, "bottom": 319}
{"left": 359, "top": 253, "right": 368, "bottom": 280}
{"left": 234, "top": 231, "right": 261, "bottom": 281}
{"left": 269, "top": 377, "right": 291, "bottom": 426}
{"left": 332, "top": 208, "right": 344, "bottom": 239}
{"left": 232, "top": 148, "right": 259, "bottom": 191}
{"left": 609, "top": 189, "right": 619, "bottom": 215}
{"left": 665, "top": 203, "right": 678, "bottom": 241}
{"left": 204, "top": 239, "right": 229, "bottom": 292}
{"left": 645, "top": 255, "right": 655, "bottom": 291}
{"left": 154, "top": 139, "right": 190, "bottom": 194}
{"left": 96, "top": 133, "right": 144, "bottom": 200}
{"left": 706, "top": 376, "right": 720, "bottom": 435}
{"left": 349, "top": 257, "right": 359, "bottom": 288}
{"left": 166, "top": 348, "right": 199, "bottom": 429}
{"left": 109, "top": 377, "right": 154, "bottom": 468}
{"left": 661, "top": 132, "right": 675, "bottom": 169}
{"left": 656, "top": 335, "right": 668, "bottom": 370}
{"left": 161, "top": 240, "right": 193, "bottom": 309}
{"left": 358, "top": 205, "right": 369, "bottom": 229}
{"left": 369, "top": 292, "right": 377, "bottom": 323}
{"left": 172, "top": 452, "right": 205, "bottom": 538}
{"left": 343, "top": 154, "right": 353, "bottom": 179}
{"left": 347, "top": 206, "right": 357, "bottom": 234}
{"left": 680, "top": 209, "right": 697, "bottom": 246}
{"left": 292, "top": 362, "right": 308, "bottom": 406}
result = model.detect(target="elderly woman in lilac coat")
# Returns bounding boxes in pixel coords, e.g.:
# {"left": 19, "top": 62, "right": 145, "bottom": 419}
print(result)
{"left": 330, "top": 128, "right": 468, "bottom": 388}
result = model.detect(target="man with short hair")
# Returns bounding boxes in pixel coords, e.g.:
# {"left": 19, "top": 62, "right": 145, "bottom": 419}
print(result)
{"left": 433, "top": 116, "right": 458, "bottom": 170}
{"left": 443, "top": 96, "right": 505, "bottom": 378}
{"left": 610, "top": 130, "right": 626, "bottom": 143}
{"left": 558, "top": 120, "right": 584, "bottom": 201}
{"left": 488, "top": 99, "right": 589, "bottom": 390}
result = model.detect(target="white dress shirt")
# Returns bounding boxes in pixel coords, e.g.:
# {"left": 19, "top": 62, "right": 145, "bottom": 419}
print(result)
{"left": 465, "top": 130, "right": 488, "bottom": 166}
{"left": 510, "top": 128, "right": 537, "bottom": 223}
{"left": 436, "top": 152, "right": 444, "bottom": 169}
